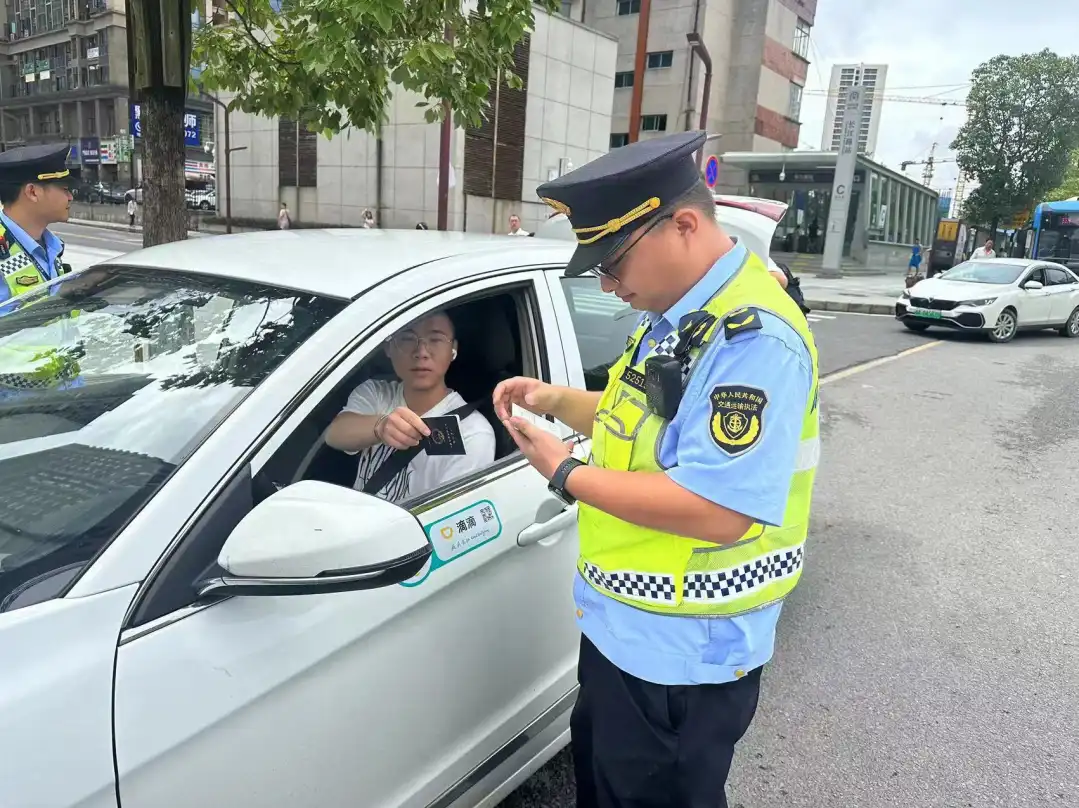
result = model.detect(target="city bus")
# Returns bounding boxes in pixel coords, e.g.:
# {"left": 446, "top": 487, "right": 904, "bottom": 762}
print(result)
{"left": 1030, "top": 198, "right": 1079, "bottom": 272}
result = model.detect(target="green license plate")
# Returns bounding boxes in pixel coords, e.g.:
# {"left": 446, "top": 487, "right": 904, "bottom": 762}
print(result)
{"left": 910, "top": 307, "right": 942, "bottom": 319}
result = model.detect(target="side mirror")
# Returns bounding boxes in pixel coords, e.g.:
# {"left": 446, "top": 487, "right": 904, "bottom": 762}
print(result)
{"left": 197, "top": 481, "right": 431, "bottom": 599}
{"left": 1023, "top": 280, "right": 1044, "bottom": 290}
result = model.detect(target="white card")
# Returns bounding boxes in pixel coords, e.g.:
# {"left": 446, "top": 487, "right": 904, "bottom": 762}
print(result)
{"left": 511, "top": 403, "right": 564, "bottom": 437}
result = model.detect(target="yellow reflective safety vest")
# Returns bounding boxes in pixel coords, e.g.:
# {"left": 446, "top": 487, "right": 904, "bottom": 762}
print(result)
{"left": 577, "top": 250, "right": 820, "bottom": 617}
{"left": 0, "top": 226, "right": 80, "bottom": 392}
{"left": 0, "top": 226, "right": 70, "bottom": 299}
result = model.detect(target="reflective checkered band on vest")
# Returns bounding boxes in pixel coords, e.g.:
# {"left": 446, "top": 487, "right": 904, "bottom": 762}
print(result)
{"left": 581, "top": 562, "right": 677, "bottom": 602}
{"left": 684, "top": 545, "right": 804, "bottom": 601}
{"left": 0, "top": 251, "right": 37, "bottom": 276}
{"left": 582, "top": 543, "right": 805, "bottom": 604}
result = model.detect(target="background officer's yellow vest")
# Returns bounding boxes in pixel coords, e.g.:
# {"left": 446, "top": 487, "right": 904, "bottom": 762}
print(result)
{"left": 577, "top": 251, "right": 820, "bottom": 617}
{"left": 0, "top": 227, "right": 68, "bottom": 299}
{"left": 0, "top": 228, "right": 79, "bottom": 391}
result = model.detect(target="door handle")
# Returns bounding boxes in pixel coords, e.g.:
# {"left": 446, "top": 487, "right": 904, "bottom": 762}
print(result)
{"left": 518, "top": 505, "right": 578, "bottom": 547}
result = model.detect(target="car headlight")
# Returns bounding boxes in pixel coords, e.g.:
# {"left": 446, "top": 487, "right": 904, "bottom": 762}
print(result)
{"left": 960, "top": 297, "right": 997, "bottom": 307}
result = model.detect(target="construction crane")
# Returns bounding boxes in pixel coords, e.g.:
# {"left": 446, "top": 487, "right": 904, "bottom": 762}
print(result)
{"left": 900, "top": 142, "right": 956, "bottom": 186}
{"left": 803, "top": 90, "right": 966, "bottom": 107}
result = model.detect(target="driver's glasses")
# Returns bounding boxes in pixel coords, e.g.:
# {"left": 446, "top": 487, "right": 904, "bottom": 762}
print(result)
{"left": 388, "top": 332, "right": 452, "bottom": 353}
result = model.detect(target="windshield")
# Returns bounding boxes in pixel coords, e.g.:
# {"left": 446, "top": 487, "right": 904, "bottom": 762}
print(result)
{"left": 937, "top": 261, "right": 1028, "bottom": 285}
{"left": 0, "top": 267, "right": 344, "bottom": 612}
{"left": 1036, "top": 227, "right": 1079, "bottom": 262}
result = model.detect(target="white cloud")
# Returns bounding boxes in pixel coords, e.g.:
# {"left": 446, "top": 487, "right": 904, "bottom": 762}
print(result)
{"left": 799, "top": 0, "right": 1077, "bottom": 197}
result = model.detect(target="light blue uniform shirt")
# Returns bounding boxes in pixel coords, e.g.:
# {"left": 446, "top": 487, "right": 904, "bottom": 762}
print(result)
{"left": 574, "top": 240, "right": 815, "bottom": 686}
{"left": 0, "top": 211, "right": 66, "bottom": 307}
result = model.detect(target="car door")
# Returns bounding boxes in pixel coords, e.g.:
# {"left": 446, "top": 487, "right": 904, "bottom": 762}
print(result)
{"left": 111, "top": 263, "right": 581, "bottom": 808}
{"left": 1018, "top": 266, "right": 1053, "bottom": 324}
{"left": 1044, "top": 265, "right": 1079, "bottom": 322}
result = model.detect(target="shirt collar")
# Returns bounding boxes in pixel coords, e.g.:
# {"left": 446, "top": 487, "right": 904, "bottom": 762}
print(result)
{"left": 653, "top": 238, "right": 748, "bottom": 330}
{"left": 0, "top": 211, "right": 58, "bottom": 259}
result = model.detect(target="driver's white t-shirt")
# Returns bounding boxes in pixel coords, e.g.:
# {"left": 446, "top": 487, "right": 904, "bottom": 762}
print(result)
{"left": 342, "top": 380, "right": 496, "bottom": 503}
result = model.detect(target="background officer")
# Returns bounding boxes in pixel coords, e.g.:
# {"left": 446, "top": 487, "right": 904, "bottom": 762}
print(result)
{"left": 0, "top": 143, "right": 74, "bottom": 306}
{"left": 493, "top": 130, "right": 820, "bottom": 808}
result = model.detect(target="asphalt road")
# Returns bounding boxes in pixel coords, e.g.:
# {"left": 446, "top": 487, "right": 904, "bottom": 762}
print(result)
{"left": 503, "top": 325, "right": 1079, "bottom": 808}
{"left": 53, "top": 220, "right": 144, "bottom": 255}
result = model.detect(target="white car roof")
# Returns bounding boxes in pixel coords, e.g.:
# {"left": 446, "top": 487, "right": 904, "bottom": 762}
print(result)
{"left": 105, "top": 230, "right": 575, "bottom": 299}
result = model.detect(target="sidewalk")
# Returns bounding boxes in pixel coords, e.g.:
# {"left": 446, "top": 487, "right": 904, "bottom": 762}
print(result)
{"left": 67, "top": 217, "right": 235, "bottom": 238}
{"left": 800, "top": 274, "right": 903, "bottom": 315}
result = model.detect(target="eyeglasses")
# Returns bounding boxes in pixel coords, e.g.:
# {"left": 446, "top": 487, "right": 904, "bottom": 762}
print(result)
{"left": 584, "top": 213, "right": 672, "bottom": 282}
{"left": 387, "top": 332, "right": 453, "bottom": 353}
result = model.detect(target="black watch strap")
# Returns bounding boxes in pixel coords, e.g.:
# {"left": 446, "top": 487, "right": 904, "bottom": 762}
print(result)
{"left": 549, "top": 457, "right": 585, "bottom": 501}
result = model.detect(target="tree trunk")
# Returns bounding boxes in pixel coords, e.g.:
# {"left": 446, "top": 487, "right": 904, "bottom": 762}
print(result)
{"left": 141, "top": 86, "right": 188, "bottom": 248}
{"left": 990, "top": 216, "right": 1000, "bottom": 243}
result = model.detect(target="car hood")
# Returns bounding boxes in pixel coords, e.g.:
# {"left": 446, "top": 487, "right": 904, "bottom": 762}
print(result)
{"left": 909, "top": 278, "right": 1014, "bottom": 299}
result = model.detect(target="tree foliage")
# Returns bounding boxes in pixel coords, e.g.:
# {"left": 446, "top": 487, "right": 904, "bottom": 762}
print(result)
{"left": 951, "top": 50, "right": 1079, "bottom": 228}
{"left": 1044, "top": 148, "right": 1079, "bottom": 202}
{"left": 192, "top": 0, "right": 558, "bottom": 135}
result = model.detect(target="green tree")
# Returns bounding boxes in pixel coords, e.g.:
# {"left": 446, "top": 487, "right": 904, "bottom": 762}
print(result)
{"left": 1044, "top": 148, "right": 1079, "bottom": 201}
{"left": 951, "top": 50, "right": 1079, "bottom": 234}
{"left": 192, "top": 0, "right": 555, "bottom": 141}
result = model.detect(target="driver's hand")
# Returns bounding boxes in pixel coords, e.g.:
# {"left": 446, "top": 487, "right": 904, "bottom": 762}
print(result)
{"left": 493, "top": 376, "right": 561, "bottom": 421}
{"left": 377, "top": 406, "right": 431, "bottom": 450}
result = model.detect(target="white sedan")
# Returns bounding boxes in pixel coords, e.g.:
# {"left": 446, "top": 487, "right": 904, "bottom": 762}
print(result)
{"left": 0, "top": 230, "right": 651, "bottom": 808}
{"left": 895, "top": 258, "right": 1079, "bottom": 343}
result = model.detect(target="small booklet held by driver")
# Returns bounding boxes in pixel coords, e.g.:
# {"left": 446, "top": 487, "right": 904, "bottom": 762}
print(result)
{"left": 422, "top": 415, "right": 466, "bottom": 456}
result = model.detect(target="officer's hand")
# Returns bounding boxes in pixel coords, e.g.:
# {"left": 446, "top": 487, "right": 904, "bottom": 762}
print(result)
{"left": 505, "top": 416, "right": 571, "bottom": 479}
{"left": 493, "top": 377, "right": 560, "bottom": 421}
{"left": 376, "top": 406, "right": 431, "bottom": 450}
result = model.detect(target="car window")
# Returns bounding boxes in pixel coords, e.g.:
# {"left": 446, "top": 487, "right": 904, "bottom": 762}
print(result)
{"left": 1045, "top": 267, "right": 1073, "bottom": 286}
{"left": 939, "top": 261, "right": 1030, "bottom": 285}
{"left": 257, "top": 282, "right": 546, "bottom": 510}
{"left": 0, "top": 267, "right": 344, "bottom": 612}
{"left": 559, "top": 277, "right": 637, "bottom": 391}
{"left": 1024, "top": 267, "right": 1046, "bottom": 285}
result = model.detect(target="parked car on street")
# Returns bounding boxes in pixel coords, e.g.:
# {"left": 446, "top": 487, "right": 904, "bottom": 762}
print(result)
{"left": 0, "top": 230, "right": 668, "bottom": 808}
{"left": 895, "top": 258, "right": 1079, "bottom": 343}
{"left": 186, "top": 188, "right": 216, "bottom": 211}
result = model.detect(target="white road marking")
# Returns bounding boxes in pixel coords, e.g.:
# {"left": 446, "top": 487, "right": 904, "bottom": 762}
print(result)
{"left": 820, "top": 340, "right": 942, "bottom": 385}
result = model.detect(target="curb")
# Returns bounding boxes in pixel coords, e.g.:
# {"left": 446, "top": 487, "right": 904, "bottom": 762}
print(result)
{"left": 805, "top": 299, "right": 895, "bottom": 315}
{"left": 68, "top": 218, "right": 205, "bottom": 238}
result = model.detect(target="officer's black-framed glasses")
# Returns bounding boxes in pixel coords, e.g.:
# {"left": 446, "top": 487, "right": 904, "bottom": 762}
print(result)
{"left": 584, "top": 212, "right": 673, "bottom": 282}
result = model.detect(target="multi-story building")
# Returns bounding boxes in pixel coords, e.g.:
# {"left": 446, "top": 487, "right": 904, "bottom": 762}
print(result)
{"left": 820, "top": 63, "right": 887, "bottom": 156}
{"left": 0, "top": 0, "right": 213, "bottom": 185}
{"left": 575, "top": 0, "right": 815, "bottom": 154}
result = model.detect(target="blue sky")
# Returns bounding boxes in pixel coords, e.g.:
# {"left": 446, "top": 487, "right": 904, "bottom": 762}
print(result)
{"left": 800, "top": 0, "right": 1077, "bottom": 196}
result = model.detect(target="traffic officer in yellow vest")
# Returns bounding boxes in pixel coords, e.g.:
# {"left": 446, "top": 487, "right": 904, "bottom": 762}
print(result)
{"left": 0, "top": 143, "right": 74, "bottom": 308}
{"left": 493, "top": 130, "right": 820, "bottom": 808}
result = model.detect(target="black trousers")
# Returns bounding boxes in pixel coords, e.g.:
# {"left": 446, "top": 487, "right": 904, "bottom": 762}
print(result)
{"left": 571, "top": 635, "right": 762, "bottom": 808}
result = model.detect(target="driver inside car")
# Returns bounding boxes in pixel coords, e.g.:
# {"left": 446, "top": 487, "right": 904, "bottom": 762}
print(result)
{"left": 325, "top": 311, "right": 496, "bottom": 503}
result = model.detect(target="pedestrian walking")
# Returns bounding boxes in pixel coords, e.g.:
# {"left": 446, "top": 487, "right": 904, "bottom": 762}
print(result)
{"left": 971, "top": 238, "right": 995, "bottom": 259}
{"left": 127, "top": 195, "right": 137, "bottom": 229}
{"left": 906, "top": 239, "right": 923, "bottom": 287}
{"left": 277, "top": 202, "right": 291, "bottom": 230}
{"left": 507, "top": 213, "right": 530, "bottom": 236}
{"left": 493, "top": 130, "right": 819, "bottom": 808}
{"left": 362, "top": 208, "right": 376, "bottom": 228}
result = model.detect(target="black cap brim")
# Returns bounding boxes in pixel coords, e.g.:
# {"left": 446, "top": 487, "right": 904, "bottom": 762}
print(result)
{"left": 564, "top": 229, "right": 633, "bottom": 277}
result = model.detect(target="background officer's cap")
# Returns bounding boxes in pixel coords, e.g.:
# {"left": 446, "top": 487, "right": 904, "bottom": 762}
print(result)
{"left": 536, "top": 130, "right": 707, "bottom": 276}
{"left": 0, "top": 143, "right": 72, "bottom": 189}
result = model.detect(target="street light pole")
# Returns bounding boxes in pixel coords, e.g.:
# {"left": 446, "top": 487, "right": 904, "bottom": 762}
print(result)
{"left": 205, "top": 92, "right": 244, "bottom": 234}
{"left": 686, "top": 33, "right": 713, "bottom": 169}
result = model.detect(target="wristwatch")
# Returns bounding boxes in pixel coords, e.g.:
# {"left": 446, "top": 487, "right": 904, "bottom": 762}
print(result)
{"left": 548, "top": 457, "right": 585, "bottom": 506}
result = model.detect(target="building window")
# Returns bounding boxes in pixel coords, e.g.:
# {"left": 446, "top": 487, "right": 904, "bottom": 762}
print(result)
{"left": 279, "top": 118, "right": 318, "bottom": 188}
{"left": 616, "top": 0, "right": 640, "bottom": 14}
{"left": 788, "top": 83, "right": 803, "bottom": 120}
{"left": 646, "top": 51, "right": 673, "bottom": 69}
{"left": 793, "top": 20, "right": 811, "bottom": 59}
{"left": 614, "top": 71, "right": 634, "bottom": 89}
{"left": 640, "top": 114, "right": 667, "bottom": 132}
{"left": 610, "top": 133, "right": 629, "bottom": 148}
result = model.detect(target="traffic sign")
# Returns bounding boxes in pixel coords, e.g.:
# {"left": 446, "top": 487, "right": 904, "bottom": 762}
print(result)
{"left": 704, "top": 154, "right": 719, "bottom": 188}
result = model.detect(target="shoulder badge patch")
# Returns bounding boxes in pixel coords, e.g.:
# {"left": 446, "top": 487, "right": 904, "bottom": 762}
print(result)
{"left": 723, "top": 307, "right": 763, "bottom": 340}
{"left": 709, "top": 384, "right": 768, "bottom": 455}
